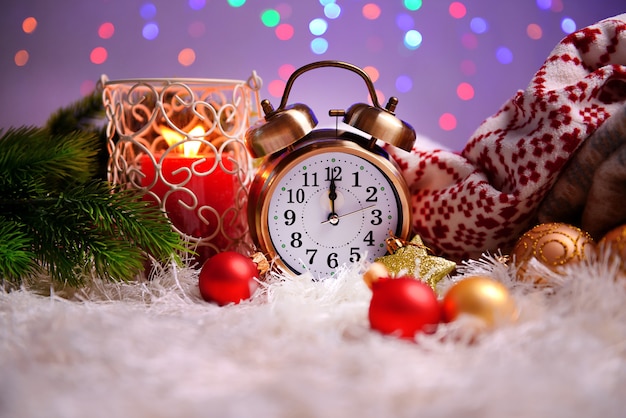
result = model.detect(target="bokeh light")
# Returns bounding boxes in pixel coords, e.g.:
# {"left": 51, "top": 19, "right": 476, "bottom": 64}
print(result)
{"left": 278, "top": 63, "right": 295, "bottom": 80}
{"left": 366, "top": 35, "right": 384, "bottom": 52}
{"left": 80, "top": 79, "right": 96, "bottom": 96}
{"left": 14, "top": 50, "right": 29, "bottom": 66}
{"left": 470, "top": 17, "right": 488, "bottom": 34}
{"left": 140, "top": 3, "right": 157, "bottom": 20}
{"left": 551, "top": 0, "right": 564, "bottom": 12}
{"left": 90, "top": 47, "right": 108, "bottom": 64}
{"left": 188, "top": 0, "right": 205, "bottom": 11}
{"left": 449, "top": 2, "right": 467, "bottom": 19}
{"left": 178, "top": 48, "right": 196, "bottom": 66}
{"left": 404, "top": 30, "right": 423, "bottom": 49}
{"left": 496, "top": 46, "right": 513, "bottom": 64}
{"left": 460, "top": 59, "right": 477, "bottom": 76}
{"left": 439, "top": 113, "right": 457, "bottom": 131}
{"left": 363, "top": 4, "right": 381, "bottom": 20}
{"left": 227, "top": 0, "right": 246, "bottom": 7}
{"left": 561, "top": 17, "right": 576, "bottom": 33}
{"left": 22, "top": 17, "right": 37, "bottom": 34}
{"left": 275, "top": 3, "right": 293, "bottom": 19}
{"left": 142, "top": 22, "right": 159, "bottom": 40}
{"left": 461, "top": 33, "right": 478, "bottom": 49}
{"left": 395, "top": 75, "right": 413, "bottom": 93}
{"left": 2, "top": 0, "right": 623, "bottom": 150}
{"left": 276, "top": 23, "right": 294, "bottom": 40}
{"left": 261, "top": 9, "right": 280, "bottom": 27}
{"left": 537, "top": 0, "right": 564, "bottom": 12}
{"left": 324, "top": 3, "right": 341, "bottom": 19}
{"left": 374, "top": 89, "right": 385, "bottom": 106}
{"left": 310, "top": 37, "right": 329, "bottom": 54}
{"left": 268, "top": 79, "right": 286, "bottom": 98}
{"left": 309, "top": 18, "right": 328, "bottom": 35}
{"left": 536, "top": 0, "right": 551, "bottom": 11}
{"left": 98, "top": 22, "right": 115, "bottom": 39}
{"left": 456, "top": 82, "right": 475, "bottom": 100}
{"left": 527, "top": 23, "right": 543, "bottom": 40}
{"left": 395, "top": 13, "right": 414, "bottom": 31}
{"left": 404, "top": 0, "right": 422, "bottom": 11}
{"left": 188, "top": 21, "right": 205, "bottom": 38}
{"left": 363, "top": 65, "right": 379, "bottom": 82}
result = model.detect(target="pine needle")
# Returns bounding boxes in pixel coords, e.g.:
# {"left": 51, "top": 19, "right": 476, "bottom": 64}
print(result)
{"left": 0, "top": 218, "right": 37, "bottom": 280}
{"left": 0, "top": 101, "right": 190, "bottom": 287}
{"left": 46, "top": 89, "right": 105, "bottom": 136}
{"left": 0, "top": 127, "right": 99, "bottom": 190}
{"left": 45, "top": 88, "right": 109, "bottom": 180}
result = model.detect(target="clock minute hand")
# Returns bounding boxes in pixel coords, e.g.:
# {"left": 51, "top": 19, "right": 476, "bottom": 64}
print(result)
{"left": 321, "top": 204, "right": 376, "bottom": 225}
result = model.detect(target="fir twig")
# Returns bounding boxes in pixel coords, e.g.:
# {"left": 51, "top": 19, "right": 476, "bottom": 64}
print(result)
{"left": 45, "top": 88, "right": 109, "bottom": 180}
{"left": 0, "top": 218, "right": 37, "bottom": 280}
{"left": 0, "top": 127, "right": 98, "bottom": 191}
{"left": 22, "top": 194, "right": 181, "bottom": 286}
{"left": 0, "top": 109, "right": 189, "bottom": 286}
{"left": 46, "top": 88, "right": 105, "bottom": 136}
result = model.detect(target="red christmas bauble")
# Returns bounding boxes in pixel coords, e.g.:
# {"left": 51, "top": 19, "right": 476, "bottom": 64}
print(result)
{"left": 368, "top": 277, "right": 441, "bottom": 339}
{"left": 198, "top": 251, "right": 259, "bottom": 306}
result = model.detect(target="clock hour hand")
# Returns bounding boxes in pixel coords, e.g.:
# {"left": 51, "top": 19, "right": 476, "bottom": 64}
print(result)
{"left": 328, "top": 176, "right": 337, "bottom": 215}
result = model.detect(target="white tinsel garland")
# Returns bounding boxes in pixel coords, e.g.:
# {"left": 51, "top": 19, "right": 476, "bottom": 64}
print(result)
{"left": 1, "top": 253, "right": 625, "bottom": 418}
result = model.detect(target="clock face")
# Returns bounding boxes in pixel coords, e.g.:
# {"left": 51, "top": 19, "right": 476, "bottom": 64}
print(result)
{"left": 264, "top": 149, "right": 405, "bottom": 278}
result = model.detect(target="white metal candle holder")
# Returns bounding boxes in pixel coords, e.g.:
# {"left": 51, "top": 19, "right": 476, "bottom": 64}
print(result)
{"left": 101, "top": 74, "right": 262, "bottom": 266}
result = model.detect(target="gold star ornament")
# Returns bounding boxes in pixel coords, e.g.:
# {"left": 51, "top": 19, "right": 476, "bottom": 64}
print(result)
{"left": 375, "top": 234, "right": 456, "bottom": 290}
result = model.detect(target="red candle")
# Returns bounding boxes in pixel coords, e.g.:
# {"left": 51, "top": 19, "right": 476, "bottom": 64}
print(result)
{"left": 140, "top": 152, "right": 247, "bottom": 265}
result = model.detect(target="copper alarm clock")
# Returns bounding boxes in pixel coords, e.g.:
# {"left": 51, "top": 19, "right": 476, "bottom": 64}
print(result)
{"left": 245, "top": 61, "right": 416, "bottom": 278}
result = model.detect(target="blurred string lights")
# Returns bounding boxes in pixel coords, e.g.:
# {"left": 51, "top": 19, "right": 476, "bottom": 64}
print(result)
{"left": 12, "top": 0, "right": 589, "bottom": 135}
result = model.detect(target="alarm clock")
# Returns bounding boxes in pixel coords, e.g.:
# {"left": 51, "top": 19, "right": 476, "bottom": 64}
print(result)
{"left": 245, "top": 61, "right": 416, "bottom": 278}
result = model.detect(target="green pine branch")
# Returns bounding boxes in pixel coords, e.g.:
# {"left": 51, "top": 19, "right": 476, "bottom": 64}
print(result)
{"left": 0, "top": 219, "right": 37, "bottom": 279}
{"left": 46, "top": 88, "right": 105, "bottom": 136}
{"left": 0, "top": 127, "right": 97, "bottom": 192}
{"left": 45, "top": 88, "right": 109, "bottom": 180}
{"left": 0, "top": 92, "right": 189, "bottom": 287}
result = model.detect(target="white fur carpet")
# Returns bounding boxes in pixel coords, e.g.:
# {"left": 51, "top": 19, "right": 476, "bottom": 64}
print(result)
{"left": 1, "top": 253, "right": 626, "bottom": 418}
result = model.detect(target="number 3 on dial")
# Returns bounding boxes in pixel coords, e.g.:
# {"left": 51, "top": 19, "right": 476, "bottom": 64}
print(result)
{"left": 248, "top": 131, "right": 412, "bottom": 278}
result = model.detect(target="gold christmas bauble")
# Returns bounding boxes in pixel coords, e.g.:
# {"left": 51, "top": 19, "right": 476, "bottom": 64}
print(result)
{"left": 512, "top": 222, "right": 595, "bottom": 283}
{"left": 363, "top": 262, "right": 390, "bottom": 289}
{"left": 599, "top": 224, "right": 626, "bottom": 273}
{"left": 440, "top": 276, "right": 518, "bottom": 328}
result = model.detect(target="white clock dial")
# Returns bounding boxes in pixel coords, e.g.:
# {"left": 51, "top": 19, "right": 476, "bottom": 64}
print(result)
{"left": 266, "top": 151, "right": 402, "bottom": 278}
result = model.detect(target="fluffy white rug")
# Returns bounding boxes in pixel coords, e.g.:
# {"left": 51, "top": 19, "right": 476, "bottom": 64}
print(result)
{"left": 1, "top": 253, "right": 625, "bottom": 418}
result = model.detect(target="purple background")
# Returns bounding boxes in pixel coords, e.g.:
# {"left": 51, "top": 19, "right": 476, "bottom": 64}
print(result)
{"left": 1, "top": 1, "right": 623, "bottom": 150}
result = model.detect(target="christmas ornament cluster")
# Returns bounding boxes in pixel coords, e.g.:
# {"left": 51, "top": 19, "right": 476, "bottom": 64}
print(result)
{"left": 198, "top": 221, "right": 626, "bottom": 341}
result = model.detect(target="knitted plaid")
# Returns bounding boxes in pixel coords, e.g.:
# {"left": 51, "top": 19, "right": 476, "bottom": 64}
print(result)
{"left": 390, "top": 13, "right": 626, "bottom": 261}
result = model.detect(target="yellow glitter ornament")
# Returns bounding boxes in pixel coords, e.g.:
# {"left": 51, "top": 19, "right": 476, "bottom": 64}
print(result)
{"left": 375, "top": 234, "right": 456, "bottom": 290}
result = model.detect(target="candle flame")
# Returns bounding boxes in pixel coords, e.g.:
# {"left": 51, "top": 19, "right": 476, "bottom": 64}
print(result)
{"left": 161, "top": 125, "right": 205, "bottom": 157}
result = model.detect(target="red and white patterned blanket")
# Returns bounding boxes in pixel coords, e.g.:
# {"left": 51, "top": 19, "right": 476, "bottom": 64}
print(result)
{"left": 391, "top": 13, "right": 626, "bottom": 261}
